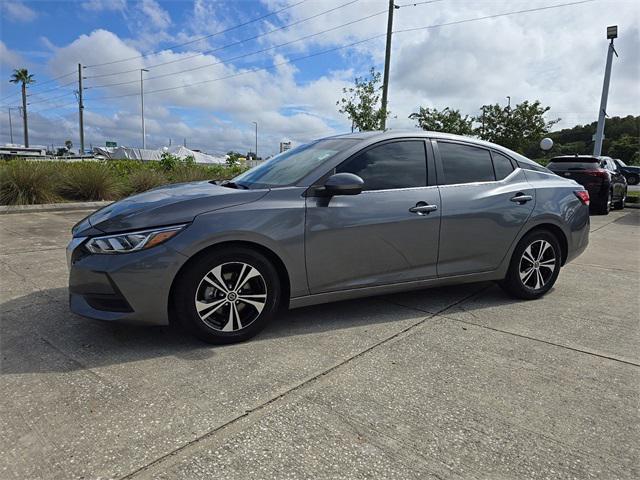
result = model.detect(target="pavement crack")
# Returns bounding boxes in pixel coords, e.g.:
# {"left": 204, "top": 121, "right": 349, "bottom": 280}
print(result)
{"left": 436, "top": 314, "right": 640, "bottom": 368}
{"left": 121, "top": 289, "right": 486, "bottom": 480}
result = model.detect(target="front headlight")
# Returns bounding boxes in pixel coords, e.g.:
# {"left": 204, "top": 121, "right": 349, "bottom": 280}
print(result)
{"left": 85, "top": 224, "right": 187, "bottom": 254}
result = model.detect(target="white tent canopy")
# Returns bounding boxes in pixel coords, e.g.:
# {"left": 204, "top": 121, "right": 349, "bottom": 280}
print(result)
{"left": 93, "top": 145, "right": 227, "bottom": 164}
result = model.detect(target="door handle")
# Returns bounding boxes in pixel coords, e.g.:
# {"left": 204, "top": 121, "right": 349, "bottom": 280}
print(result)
{"left": 510, "top": 194, "right": 533, "bottom": 204}
{"left": 409, "top": 203, "right": 438, "bottom": 215}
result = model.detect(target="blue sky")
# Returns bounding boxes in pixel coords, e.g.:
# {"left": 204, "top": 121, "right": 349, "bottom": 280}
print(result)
{"left": 1, "top": 0, "right": 638, "bottom": 155}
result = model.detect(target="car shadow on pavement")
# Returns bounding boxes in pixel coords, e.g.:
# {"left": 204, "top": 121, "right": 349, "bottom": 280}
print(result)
{"left": 0, "top": 284, "right": 505, "bottom": 375}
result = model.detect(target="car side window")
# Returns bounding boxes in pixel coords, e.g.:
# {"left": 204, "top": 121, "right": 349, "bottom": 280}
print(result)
{"left": 491, "top": 151, "right": 515, "bottom": 180}
{"left": 336, "top": 141, "right": 427, "bottom": 191}
{"left": 438, "top": 142, "right": 495, "bottom": 185}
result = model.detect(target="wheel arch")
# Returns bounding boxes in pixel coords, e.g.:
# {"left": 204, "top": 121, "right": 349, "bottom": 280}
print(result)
{"left": 521, "top": 223, "right": 569, "bottom": 266}
{"left": 168, "top": 240, "right": 291, "bottom": 323}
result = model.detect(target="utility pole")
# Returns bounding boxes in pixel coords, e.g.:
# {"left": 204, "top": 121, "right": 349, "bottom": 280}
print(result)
{"left": 252, "top": 121, "right": 258, "bottom": 159}
{"left": 21, "top": 82, "right": 28, "bottom": 147}
{"left": 140, "top": 68, "right": 149, "bottom": 149}
{"left": 380, "top": 0, "right": 398, "bottom": 130}
{"left": 7, "top": 107, "right": 20, "bottom": 144}
{"left": 594, "top": 26, "right": 618, "bottom": 156}
{"left": 78, "top": 64, "right": 85, "bottom": 156}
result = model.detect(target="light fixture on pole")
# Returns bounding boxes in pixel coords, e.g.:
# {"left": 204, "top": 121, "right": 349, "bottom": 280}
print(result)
{"left": 140, "top": 68, "right": 149, "bottom": 149}
{"left": 252, "top": 121, "right": 258, "bottom": 160}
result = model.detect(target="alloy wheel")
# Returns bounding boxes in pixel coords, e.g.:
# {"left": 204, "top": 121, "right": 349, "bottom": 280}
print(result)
{"left": 194, "top": 262, "right": 267, "bottom": 332}
{"left": 518, "top": 240, "right": 557, "bottom": 290}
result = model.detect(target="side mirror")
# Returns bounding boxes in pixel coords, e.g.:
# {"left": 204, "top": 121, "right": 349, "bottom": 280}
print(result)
{"left": 322, "top": 173, "right": 364, "bottom": 196}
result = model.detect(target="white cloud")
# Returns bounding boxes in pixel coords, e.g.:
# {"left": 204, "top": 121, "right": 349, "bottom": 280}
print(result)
{"left": 139, "top": 0, "right": 171, "bottom": 29}
{"left": 80, "top": 0, "right": 127, "bottom": 12}
{"left": 0, "top": 41, "right": 25, "bottom": 68}
{"left": 1, "top": 1, "right": 37, "bottom": 22}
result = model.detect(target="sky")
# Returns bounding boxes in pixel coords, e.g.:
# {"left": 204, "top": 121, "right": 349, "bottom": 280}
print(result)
{"left": 0, "top": 0, "right": 638, "bottom": 156}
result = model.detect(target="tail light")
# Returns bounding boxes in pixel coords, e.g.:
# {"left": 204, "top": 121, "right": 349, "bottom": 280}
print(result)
{"left": 574, "top": 190, "right": 590, "bottom": 206}
{"left": 583, "top": 169, "right": 610, "bottom": 179}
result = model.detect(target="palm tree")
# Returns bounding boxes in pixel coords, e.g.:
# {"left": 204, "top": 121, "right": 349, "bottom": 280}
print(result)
{"left": 9, "top": 69, "right": 35, "bottom": 147}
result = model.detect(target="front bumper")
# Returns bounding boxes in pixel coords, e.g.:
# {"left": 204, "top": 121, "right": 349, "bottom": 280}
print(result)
{"left": 67, "top": 238, "right": 187, "bottom": 325}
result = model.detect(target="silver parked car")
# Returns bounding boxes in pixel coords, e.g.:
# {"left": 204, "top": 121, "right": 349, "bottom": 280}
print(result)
{"left": 68, "top": 131, "right": 590, "bottom": 343}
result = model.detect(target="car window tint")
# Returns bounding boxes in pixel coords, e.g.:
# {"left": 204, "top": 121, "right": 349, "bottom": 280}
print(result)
{"left": 492, "top": 151, "right": 514, "bottom": 180}
{"left": 336, "top": 141, "right": 427, "bottom": 191}
{"left": 438, "top": 142, "right": 495, "bottom": 184}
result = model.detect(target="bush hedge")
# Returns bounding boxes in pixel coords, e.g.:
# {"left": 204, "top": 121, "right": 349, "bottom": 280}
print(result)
{"left": 0, "top": 158, "right": 249, "bottom": 205}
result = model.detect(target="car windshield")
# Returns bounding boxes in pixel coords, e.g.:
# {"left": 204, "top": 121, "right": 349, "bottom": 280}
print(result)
{"left": 548, "top": 158, "right": 599, "bottom": 170}
{"left": 616, "top": 159, "right": 627, "bottom": 167}
{"left": 230, "top": 138, "right": 358, "bottom": 189}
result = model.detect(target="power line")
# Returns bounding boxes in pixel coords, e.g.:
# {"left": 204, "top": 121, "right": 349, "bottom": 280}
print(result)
{"left": 27, "top": 91, "right": 77, "bottom": 106}
{"left": 86, "top": 8, "right": 387, "bottom": 90}
{"left": 84, "top": 0, "right": 595, "bottom": 103}
{"left": 0, "top": 71, "right": 76, "bottom": 105}
{"left": 394, "top": 0, "right": 595, "bottom": 35}
{"left": 84, "top": 0, "right": 310, "bottom": 68}
{"left": 84, "top": 0, "right": 361, "bottom": 80}
{"left": 27, "top": 80, "right": 78, "bottom": 98}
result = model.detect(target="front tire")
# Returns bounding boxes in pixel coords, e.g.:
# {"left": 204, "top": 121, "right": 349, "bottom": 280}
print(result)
{"left": 174, "top": 247, "right": 281, "bottom": 344}
{"left": 612, "top": 189, "right": 626, "bottom": 210}
{"left": 499, "top": 230, "right": 561, "bottom": 300}
{"left": 626, "top": 174, "right": 639, "bottom": 185}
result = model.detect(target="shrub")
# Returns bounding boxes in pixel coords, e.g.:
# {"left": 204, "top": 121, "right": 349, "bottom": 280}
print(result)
{"left": 169, "top": 165, "right": 215, "bottom": 184}
{"left": 58, "top": 161, "right": 121, "bottom": 201}
{"left": 0, "top": 161, "right": 60, "bottom": 205}
{"left": 124, "top": 168, "right": 167, "bottom": 195}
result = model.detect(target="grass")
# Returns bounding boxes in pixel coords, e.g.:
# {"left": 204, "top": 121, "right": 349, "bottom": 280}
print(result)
{"left": 0, "top": 159, "right": 249, "bottom": 205}
{"left": 0, "top": 161, "right": 60, "bottom": 205}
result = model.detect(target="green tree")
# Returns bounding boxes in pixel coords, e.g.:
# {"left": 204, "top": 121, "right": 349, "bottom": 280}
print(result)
{"left": 409, "top": 107, "right": 473, "bottom": 135}
{"left": 337, "top": 67, "right": 389, "bottom": 131}
{"left": 64, "top": 140, "right": 73, "bottom": 152}
{"left": 9, "top": 68, "right": 34, "bottom": 147}
{"left": 475, "top": 100, "right": 559, "bottom": 154}
{"left": 609, "top": 134, "right": 640, "bottom": 165}
{"left": 226, "top": 151, "right": 242, "bottom": 167}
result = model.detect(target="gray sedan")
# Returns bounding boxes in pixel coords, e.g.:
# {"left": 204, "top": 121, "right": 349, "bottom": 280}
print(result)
{"left": 68, "top": 131, "right": 590, "bottom": 343}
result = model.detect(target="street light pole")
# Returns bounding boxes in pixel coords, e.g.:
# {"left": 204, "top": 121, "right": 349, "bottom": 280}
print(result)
{"left": 252, "top": 121, "right": 258, "bottom": 160}
{"left": 7, "top": 107, "right": 19, "bottom": 144}
{"left": 140, "top": 68, "right": 149, "bottom": 149}
{"left": 593, "top": 26, "right": 618, "bottom": 157}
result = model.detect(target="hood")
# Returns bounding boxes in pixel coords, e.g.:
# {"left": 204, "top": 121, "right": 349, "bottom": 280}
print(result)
{"left": 73, "top": 181, "right": 268, "bottom": 236}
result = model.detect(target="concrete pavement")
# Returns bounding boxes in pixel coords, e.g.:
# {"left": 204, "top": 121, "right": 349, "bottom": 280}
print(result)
{"left": 1, "top": 208, "right": 638, "bottom": 479}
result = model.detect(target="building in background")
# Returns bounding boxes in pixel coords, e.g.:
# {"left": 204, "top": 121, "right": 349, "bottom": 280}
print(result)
{"left": 279, "top": 141, "right": 292, "bottom": 153}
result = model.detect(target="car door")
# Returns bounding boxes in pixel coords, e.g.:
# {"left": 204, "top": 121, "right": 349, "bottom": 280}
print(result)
{"left": 604, "top": 158, "right": 625, "bottom": 199}
{"left": 305, "top": 139, "right": 441, "bottom": 294}
{"left": 433, "top": 140, "right": 535, "bottom": 277}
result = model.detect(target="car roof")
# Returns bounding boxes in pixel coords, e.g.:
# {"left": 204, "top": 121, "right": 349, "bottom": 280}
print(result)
{"left": 323, "top": 130, "right": 543, "bottom": 168}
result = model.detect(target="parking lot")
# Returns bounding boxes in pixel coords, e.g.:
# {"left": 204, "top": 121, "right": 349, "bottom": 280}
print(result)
{"left": 1, "top": 208, "right": 638, "bottom": 479}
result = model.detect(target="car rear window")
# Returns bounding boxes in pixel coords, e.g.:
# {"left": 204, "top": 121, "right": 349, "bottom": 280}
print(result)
{"left": 547, "top": 158, "right": 599, "bottom": 170}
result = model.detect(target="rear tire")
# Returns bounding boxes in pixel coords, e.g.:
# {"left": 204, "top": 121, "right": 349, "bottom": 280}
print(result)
{"left": 174, "top": 247, "right": 281, "bottom": 344}
{"left": 627, "top": 174, "right": 639, "bottom": 185}
{"left": 499, "top": 230, "right": 561, "bottom": 300}
{"left": 592, "top": 190, "right": 611, "bottom": 215}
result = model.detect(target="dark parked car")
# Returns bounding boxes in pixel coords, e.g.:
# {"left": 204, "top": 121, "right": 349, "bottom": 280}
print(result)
{"left": 547, "top": 155, "right": 627, "bottom": 214}
{"left": 68, "top": 132, "right": 590, "bottom": 344}
{"left": 613, "top": 159, "right": 640, "bottom": 185}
